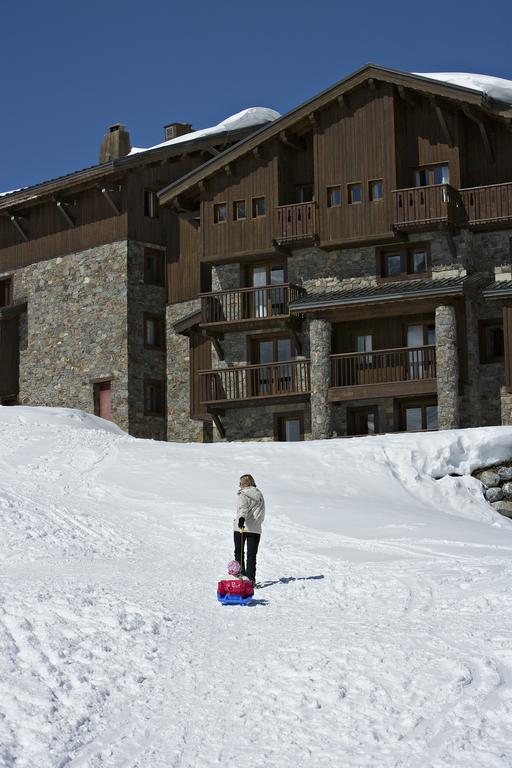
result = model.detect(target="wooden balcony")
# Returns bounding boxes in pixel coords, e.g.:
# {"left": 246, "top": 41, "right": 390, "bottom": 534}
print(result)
{"left": 200, "top": 283, "right": 305, "bottom": 330}
{"left": 199, "top": 359, "right": 310, "bottom": 407}
{"left": 274, "top": 202, "right": 318, "bottom": 246}
{"left": 460, "top": 182, "right": 512, "bottom": 227}
{"left": 329, "top": 345, "right": 437, "bottom": 401}
{"left": 393, "top": 185, "right": 461, "bottom": 230}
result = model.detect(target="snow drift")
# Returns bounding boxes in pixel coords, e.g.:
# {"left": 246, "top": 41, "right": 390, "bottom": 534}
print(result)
{"left": 1, "top": 407, "right": 512, "bottom": 767}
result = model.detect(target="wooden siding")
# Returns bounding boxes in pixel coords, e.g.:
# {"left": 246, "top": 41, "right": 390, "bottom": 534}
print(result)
{"left": 0, "top": 317, "right": 19, "bottom": 396}
{"left": 460, "top": 116, "right": 512, "bottom": 188}
{"left": 277, "top": 136, "right": 314, "bottom": 205}
{"left": 315, "top": 83, "right": 396, "bottom": 244}
{"left": 201, "top": 145, "right": 278, "bottom": 262}
{"left": 167, "top": 215, "right": 205, "bottom": 303}
{"left": 0, "top": 188, "right": 128, "bottom": 272}
{"left": 394, "top": 96, "right": 461, "bottom": 189}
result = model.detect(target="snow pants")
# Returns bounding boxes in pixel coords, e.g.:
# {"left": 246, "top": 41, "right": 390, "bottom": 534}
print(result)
{"left": 234, "top": 531, "right": 261, "bottom": 582}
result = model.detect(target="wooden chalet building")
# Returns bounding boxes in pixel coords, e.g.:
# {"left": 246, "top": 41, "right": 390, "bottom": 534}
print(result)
{"left": 1, "top": 64, "right": 512, "bottom": 442}
{"left": 159, "top": 65, "right": 512, "bottom": 442}
{"left": 0, "top": 109, "right": 278, "bottom": 440}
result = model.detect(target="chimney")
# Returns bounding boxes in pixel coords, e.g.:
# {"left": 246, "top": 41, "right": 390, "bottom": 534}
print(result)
{"left": 163, "top": 122, "right": 193, "bottom": 142}
{"left": 99, "top": 124, "right": 131, "bottom": 163}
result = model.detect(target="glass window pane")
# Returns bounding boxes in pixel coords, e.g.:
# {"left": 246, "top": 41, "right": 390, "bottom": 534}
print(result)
{"left": 426, "top": 325, "right": 436, "bottom": 345}
{"left": 356, "top": 334, "right": 372, "bottom": 352}
{"left": 426, "top": 406, "right": 438, "bottom": 430}
{"left": 433, "top": 165, "right": 449, "bottom": 185}
{"left": 370, "top": 180, "right": 383, "bottom": 201}
{"left": 405, "top": 407, "right": 422, "bottom": 431}
{"left": 258, "top": 340, "right": 274, "bottom": 363}
{"left": 385, "top": 254, "right": 401, "bottom": 276}
{"left": 271, "top": 266, "right": 285, "bottom": 284}
{"left": 146, "top": 319, "right": 155, "bottom": 346}
{"left": 277, "top": 339, "right": 292, "bottom": 360}
{"left": 252, "top": 266, "right": 267, "bottom": 287}
{"left": 327, "top": 186, "right": 341, "bottom": 207}
{"left": 284, "top": 419, "right": 301, "bottom": 441}
{"left": 367, "top": 413, "right": 376, "bottom": 434}
{"left": 408, "top": 250, "right": 427, "bottom": 273}
{"left": 348, "top": 183, "right": 362, "bottom": 204}
{"left": 415, "top": 169, "right": 428, "bottom": 187}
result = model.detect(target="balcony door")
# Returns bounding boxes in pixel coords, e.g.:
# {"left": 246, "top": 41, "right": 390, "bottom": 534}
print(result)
{"left": 406, "top": 324, "right": 435, "bottom": 379}
{"left": 247, "top": 263, "right": 286, "bottom": 318}
{"left": 250, "top": 336, "right": 294, "bottom": 395}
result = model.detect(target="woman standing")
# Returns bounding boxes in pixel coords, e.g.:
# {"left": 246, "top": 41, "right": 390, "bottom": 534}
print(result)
{"left": 234, "top": 474, "right": 265, "bottom": 585}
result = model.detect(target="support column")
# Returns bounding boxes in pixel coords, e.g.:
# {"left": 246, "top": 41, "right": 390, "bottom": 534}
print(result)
{"left": 435, "top": 304, "right": 459, "bottom": 429}
{"left": 501, "top": 305, "right": 512, "bottom": 425}
{"left": 309, "top": 316, "right": 332, "bottom": 440}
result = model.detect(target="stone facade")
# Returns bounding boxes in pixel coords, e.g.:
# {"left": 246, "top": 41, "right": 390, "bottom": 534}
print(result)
{"left": 309, "top": 316, "right": 332, "bottom": 439}
{"left": 13, "top": 242, "right": 131, "bottom": 432}
{"left": 435, "top": 305, "right": 460, "bottom": 429}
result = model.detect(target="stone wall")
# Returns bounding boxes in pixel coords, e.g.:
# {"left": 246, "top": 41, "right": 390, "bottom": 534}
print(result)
{"left": 13, "top": 242, "right": 130, "bottom": 432}
{"left": 127, "top": 241, "right": 167, "bottom": 440}
{"left": 220, "top": 402, "right": 311, "bottom": 442}
{"left": 166, "top": 299, "right": 207, "bottom": 442}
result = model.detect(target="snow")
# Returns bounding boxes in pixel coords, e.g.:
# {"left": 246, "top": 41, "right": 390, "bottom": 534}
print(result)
{"left": 1, "top": 406, "right": 512, "bottom": 767}
{"left": 415, "top": 72, "right": 512, "bottom": 106}
{"left": 128, "top": 107, "right": 280, "bottom": 156}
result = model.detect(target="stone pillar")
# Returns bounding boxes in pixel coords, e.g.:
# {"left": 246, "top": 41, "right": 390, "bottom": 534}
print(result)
{"left": 501, "top": 386, "right": 512, "bottom": 425}
{"left": 435, "top": 304, "right": 459, "bottom": 429}
{"left": 309, "top": 316, "right": 332, "bottom": 440}
{"left": 501, "top": 305, "right": 512, "bottom": 425}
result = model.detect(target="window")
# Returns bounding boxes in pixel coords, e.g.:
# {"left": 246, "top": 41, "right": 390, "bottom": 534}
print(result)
{"left": 348, "top": 183, "right": 362, "bottom": 204}
{"left": 144, "top": 189, "right": 159, "bottom": 218}
{"left": 378, "top": 245, "right": 431, "bottom": 281}
{"left": 144, "top": 248, "right": 165, "bottom": 286}
{"left": 400, "top": 400, "right": 438, "bottom": 431}
{"left": 327, "top": 186, "right": 341, "bottom": 208}
{"left": 250, "top": 335, "right": 295, "bottom": 396}
{"left": 245, "top": 263, "right": 287, "bottom": 318}
{"left": 275, "top": 412, "right": 304, "bottom": 442}
{"left": 347, "top": 406, "right": 379, "bottom": 436}
{"left": 369, "top": 180, "right": 383, "bottom": 201}
{"left": 233, "top": 200, "right": 246, "bottom": 221}
{"left": 356, "top": 333, "right": 373, "bottom": 364}
{"left": 144, "top": 379, "right": 166, "bottom": 416}
{"left": 0, "top": 277, "right": 13, "bottom": 308}
{"left": 214, "top": 203, "right": 227, "bottom": 223}
{"left": 252, "top": 197, "right": 266, "bottom": 218}
{"left": 144, "top": 314, "right": 165, "bottom": 349}
{"left": 479, "top": 319, "right": 504, "bottom": 363}
{"left": 296, "top": 184, "right": 313, "bottom": 203}
{"left": 414, "top": 164, "right": 449, "bottom": 187}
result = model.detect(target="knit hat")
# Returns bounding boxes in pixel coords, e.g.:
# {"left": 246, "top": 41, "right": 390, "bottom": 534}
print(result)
{"left": 227, "top": 560, "right": 241, "bottom": 575}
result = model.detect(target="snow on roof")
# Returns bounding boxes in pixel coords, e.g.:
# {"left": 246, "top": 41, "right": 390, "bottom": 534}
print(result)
{"left": 128, "top": 107, "right": 280, "bottom": 155}
{"left": 414, "top": 72, "right": 512, "bottom": 106}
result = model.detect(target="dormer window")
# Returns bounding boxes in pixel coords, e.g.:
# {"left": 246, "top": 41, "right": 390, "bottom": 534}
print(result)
{"left": 0, "top": 277, "right": 13, "bottom": 308}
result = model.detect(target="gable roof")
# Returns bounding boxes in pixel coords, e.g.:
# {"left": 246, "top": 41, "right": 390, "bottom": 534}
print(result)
{"left": 158, "top": 63, "right": 512, "bottom": 205}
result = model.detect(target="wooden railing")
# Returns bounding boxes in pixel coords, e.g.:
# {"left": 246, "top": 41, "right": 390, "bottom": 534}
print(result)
{"left": 393, "top": 185, "right": 461, "bottom": 228}
{"left": 274, "top": 202, "right": 317, "bottom": 244}
{"left": 460, "top": 182, "right": 512, "bottom": 226}
{"left": 330, "top": 346, "right": 436, "bottom": 388}
{"left": 199, "top": 359, "right": 311, "bottom": 404}
{"left": 200, "top": 283, "right": 305, "bottom": 325}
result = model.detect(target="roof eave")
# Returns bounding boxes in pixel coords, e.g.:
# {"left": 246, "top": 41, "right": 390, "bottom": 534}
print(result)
{"left": 289, "top": 284, "right": 466, "bottom": 312}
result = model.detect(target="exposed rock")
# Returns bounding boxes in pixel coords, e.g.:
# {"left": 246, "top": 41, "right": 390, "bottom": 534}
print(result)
{"left": 485, "top": 487, "right": 504, "bottom": 503}
{"left": 476, "top": 470, "right": 501, "bottom": 488}
{"left": 498, "top": 466, "right": 512, "bottom": 482}
{"left": 490, "top": 500, "right": 512, "bottom": 518}
{"left": 502, "top": 481, "right": 512, "bottom": 498}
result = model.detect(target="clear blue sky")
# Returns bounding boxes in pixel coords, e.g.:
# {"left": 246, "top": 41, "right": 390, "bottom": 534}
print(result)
{"left": 2, "top": 0, "right": 511, "bottom": 193}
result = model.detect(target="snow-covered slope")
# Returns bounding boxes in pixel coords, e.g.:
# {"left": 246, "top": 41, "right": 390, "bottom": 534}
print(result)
{"left": 128, "top": 107, "right": 280, "bottom": 156}
{"left": 414, "top": 72, "right": 512, "bottom": 106}
{"left": 1, "top": 407, "right": 512, "bottom": 768}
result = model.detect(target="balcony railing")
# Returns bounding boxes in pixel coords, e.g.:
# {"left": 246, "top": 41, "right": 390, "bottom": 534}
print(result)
{"left": 330, "top": 346, "right": 436, "bottom": 388}
{"left": 460, "top": 182, "right": 512, "bottom": 226}
{"left": 393, "top": 185, "right": 461, "bottom": 229}
{"left": 274, "top": 202, "right": 317, "bottom": 245}
{"left": 199, "top": 359, "right": 311, "bottom": 405}
{"left": 200, "top": 283, "right": 305, "bottom": 326}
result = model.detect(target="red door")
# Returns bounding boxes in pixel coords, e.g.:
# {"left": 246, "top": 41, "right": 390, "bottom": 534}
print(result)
{"left": 94, "top": 381, "right": 112, "bottom": 420}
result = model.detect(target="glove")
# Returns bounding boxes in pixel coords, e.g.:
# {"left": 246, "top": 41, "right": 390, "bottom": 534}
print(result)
{"left": 238, "top": 516, "right": 246, "bottom": 529}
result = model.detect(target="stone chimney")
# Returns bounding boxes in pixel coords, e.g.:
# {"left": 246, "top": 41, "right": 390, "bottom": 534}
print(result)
{"left": 163, "top": 122, "right": 193, "bottom": 142}
{"left": 99, "top": 124, "right": 131, "bottom": 163}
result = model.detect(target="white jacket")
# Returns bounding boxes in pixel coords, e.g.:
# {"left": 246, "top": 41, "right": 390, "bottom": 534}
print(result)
{"left": 234, "top": 486, "right": 265, "bottom": 534}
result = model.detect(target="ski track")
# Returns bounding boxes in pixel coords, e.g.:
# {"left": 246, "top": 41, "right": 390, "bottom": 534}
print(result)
{"left": 1, "top": 420, "right": 512, "bottom": 767}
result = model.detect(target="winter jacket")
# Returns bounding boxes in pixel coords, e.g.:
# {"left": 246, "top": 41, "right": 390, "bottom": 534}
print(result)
{"left": 233, "top": 486, "right": 265, "bottom": 534}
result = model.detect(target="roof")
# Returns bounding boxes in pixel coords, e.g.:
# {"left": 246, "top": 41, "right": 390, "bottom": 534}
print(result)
{"left": 289, "top": 277, "right": 469, "bottom": 311}
{"left": 482, "top": 280, "right": 512, "bottom": 299}
{"left": 172, "top": 309, "right": 202, "bottom": 335}
{"left": 0, "top": 111, "right": 278, "bottom": 212}
{"left": 158, "top": 63, "right": 512, "bottom": 205}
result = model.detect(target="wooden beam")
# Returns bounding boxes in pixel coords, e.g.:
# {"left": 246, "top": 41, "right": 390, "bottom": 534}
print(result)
{"left": 461, "top": 105, "right": 494, "bottom": 162}
{"left": 279, "top": 130, "right": 302, "bottom": 151}
{"left": 101, "top": 187, "right": 121, "bottom": 216}
{"left": 211, "top": 412, "right": 226, "bottom": 439}
{"left": 202, "top": 147, "right": 220, "bottom": 158}
{"left": 253, "top": 146, "right": 262, "bottom": 159}
{"left": 397, "top": 86, "right": 416, "bottom": 108}
{"left": 308, "top": 112, "right": 318, "bottom": 128}
{"left": 224, "top": 164, "right": 232, "bottom": 177}
{"left": 210, "top": 335, "right": 224, "bottom": 361}
{"left": 430, "top": 97, "right": 452, "bottom": 145}
{"left": 368, "top": 77, "right": 376, "bottom": 91}
{"left": 55, "top": 200, "right": 75, "bottom": 227}
{"left": 9, "top": 214, "right": 28, "bottom": 241}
